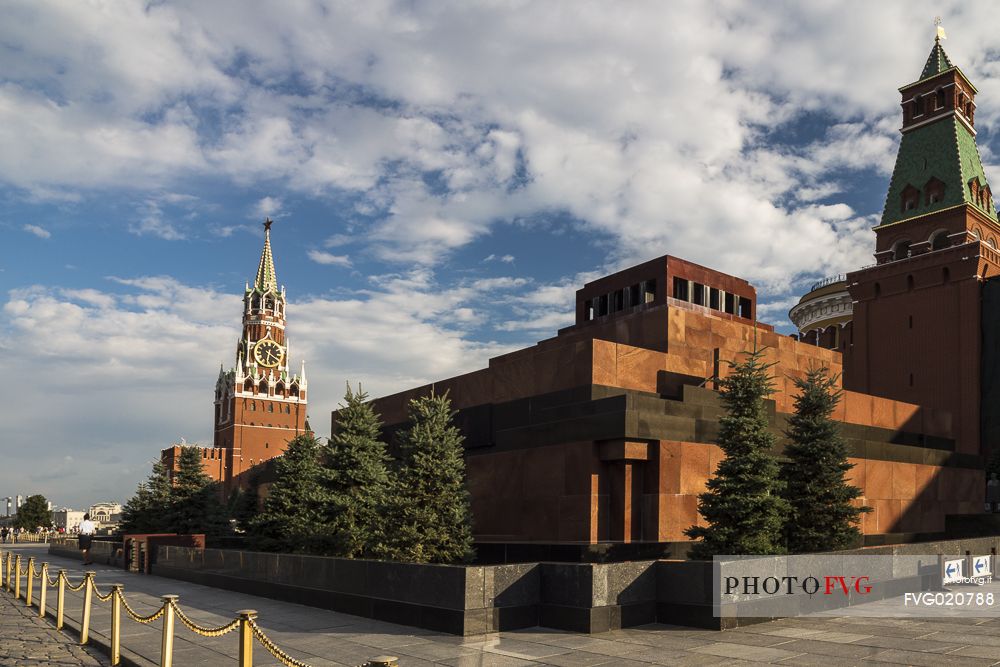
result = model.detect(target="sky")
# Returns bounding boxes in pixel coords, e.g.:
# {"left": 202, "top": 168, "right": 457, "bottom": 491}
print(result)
{"left": 2, "top": 0, "right": 998, "bottom": 509}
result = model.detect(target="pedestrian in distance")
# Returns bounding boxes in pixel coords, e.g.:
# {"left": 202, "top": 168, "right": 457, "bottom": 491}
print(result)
{"left": 0, "top": 527, "right": 7, "bottom": 544}
{"left": 79, "top": 513, "right": 96, "bottom": 565}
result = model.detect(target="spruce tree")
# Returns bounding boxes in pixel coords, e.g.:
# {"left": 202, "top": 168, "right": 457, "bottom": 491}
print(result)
{"left": 383, "top": 392, "right": 474, "bottom": 564}
{"left": 685, "top": 348, "right": 788, "bottom": 558}
{"left": 324, "top": 383, "right": 391, "bottom": 558}
{"left": 121, "top": 460, "right": 173, "bottom": 534}
{"left": 248, "top": 433, "right": 327, "bottom": 552}
{"left": 166, "top": 447, "right": 230, "bottom": 537}
{"left": 783, "top": 367, "right": 870, "bottom": 552}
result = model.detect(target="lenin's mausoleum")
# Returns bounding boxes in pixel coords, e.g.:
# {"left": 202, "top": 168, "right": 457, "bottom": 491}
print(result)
{"left": 169, "top": 37, "right": 1000, "bottom": 554}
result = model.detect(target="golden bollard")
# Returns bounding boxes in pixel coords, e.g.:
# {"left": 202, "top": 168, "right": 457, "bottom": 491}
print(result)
{"left": 13, "top": 555, "right": 21, "bottom": 599}
{"left": 25, "top": 557, "right": 34, "bottom": 607}
{"left": 110, "top": 585, "right": 123, "bottom": 666}
{"left": 237, "top": 609, "right": 257, "bottom": 667}
{"left": 4, "top": 552, "right": 10, "bottom": 591}
{"left": 369, "top": 658, "right": 400, "bottom": 667}
{"left": 160, "top": 594, "right": 178, "bottom": 667}
{"left": 56, "top": 570, "right": 66, "bottom": 629}
{"left": 0, "top": 551, "right": 5, "bottom": 588}
{"left": 80, "top": 571, "right": 95, "bottom": 645}
{"left": 38, "top": 563, "right": 48, "bottom": 618}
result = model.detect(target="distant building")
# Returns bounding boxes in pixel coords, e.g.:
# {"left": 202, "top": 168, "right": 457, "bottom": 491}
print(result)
{"left": 88, "top": 502, "right": 122, "bottom": 526}
{"left": 53, "top": 509, "right": 85, "bottom": 532}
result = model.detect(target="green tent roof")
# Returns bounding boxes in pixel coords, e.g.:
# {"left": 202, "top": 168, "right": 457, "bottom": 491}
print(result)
{"left": 920, "top": 38, "right": 953, "bottom": 79}
{"left": 880, "top": 114, "right": 997, "bottom": 228}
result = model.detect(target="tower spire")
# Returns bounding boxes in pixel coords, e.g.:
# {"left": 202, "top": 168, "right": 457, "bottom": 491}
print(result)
{"left": 254, "top": 218, "right": 278, "bottom": 292}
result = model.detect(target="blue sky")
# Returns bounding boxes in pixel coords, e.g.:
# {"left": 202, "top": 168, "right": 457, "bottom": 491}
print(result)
{"left": 2, "top": 1, "right": 998, "bottom": 508}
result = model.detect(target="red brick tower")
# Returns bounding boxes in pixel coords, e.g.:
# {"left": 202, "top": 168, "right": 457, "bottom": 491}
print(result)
{"left": 844, "top": 35, "right": 1000, "bottom": 456}
{"left": 212, "top": 219, "right": 308, "bottom": 489}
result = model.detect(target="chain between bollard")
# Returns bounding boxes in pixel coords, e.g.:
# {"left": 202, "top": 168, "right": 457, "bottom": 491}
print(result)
{"left": 0, "top": 551, "right": 398, "bottom": 667}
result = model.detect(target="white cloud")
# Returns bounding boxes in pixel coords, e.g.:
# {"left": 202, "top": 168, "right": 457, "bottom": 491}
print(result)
{"left": 253, "top": 196, "right": 283, "bottom": 219}
{"left": 22, "top": 224, "right": 51, "bottom": 239}
{"left": 307, "top": 250, "right": 352, "bottom": 267}
{"left": 0, "top": 1, "right": 980, "bottom": 282}
{"left": 0, "top": 271, "right": 528, "bottom": 506}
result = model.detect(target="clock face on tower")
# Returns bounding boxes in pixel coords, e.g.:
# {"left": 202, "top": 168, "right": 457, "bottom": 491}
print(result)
{"left": 253, "top": 339, "right": 283, "bottom": 367}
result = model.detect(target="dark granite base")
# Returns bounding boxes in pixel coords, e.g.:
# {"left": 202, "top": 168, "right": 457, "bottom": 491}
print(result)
{"left": 153, "top": 563, "right": 529, "bottom": 635}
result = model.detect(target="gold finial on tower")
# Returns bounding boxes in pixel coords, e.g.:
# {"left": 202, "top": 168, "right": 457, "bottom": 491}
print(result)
{"left": 935, "top": 16, "right": 947, "bottom": 41}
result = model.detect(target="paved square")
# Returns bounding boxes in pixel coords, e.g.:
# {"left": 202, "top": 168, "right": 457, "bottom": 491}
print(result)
{"left": 8, "top": 545, "right": 1000, "bottom": 665}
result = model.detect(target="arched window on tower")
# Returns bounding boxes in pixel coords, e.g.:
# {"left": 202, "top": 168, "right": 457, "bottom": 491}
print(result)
{"left": 931, "top": 230, "right": 950, "bottom": 251}
{"left": 911, "top": 95, "right": 924, "bottom": 118}
{"left": 252, "top": 295, "right": 261, "bottom": 310}
{"left": 264, "top": 296, "right": 274, "bottom": 311}
{"left": 259, "top": 380, "right": 268, "bottom": 395}
{"left": 936, "top": 87, "right": 946, "bottom": 110}
{"left": 275, "top": 382, "right": 285, "bottom": 397}
{"left": 892, "top": 240, "right": 912, "bottom": 261}
{"left": 290, "top": 383, "right": 299, "bottom": 398}
{"left": 244, "top": 379, "right": 254, "bottom": 393}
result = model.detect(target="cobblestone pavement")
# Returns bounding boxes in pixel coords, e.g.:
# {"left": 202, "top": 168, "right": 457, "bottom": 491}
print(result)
{"left": 9, "top": 544, "right": 1000, "bottom": 665}
{"left": 0, "top": 579, "right": 106, "bottom": 666}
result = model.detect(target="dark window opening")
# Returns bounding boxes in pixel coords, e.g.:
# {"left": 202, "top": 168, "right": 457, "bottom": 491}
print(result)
{"left": 893, "top": 241, "right": 912, "bottom": 261}
{"left": 583, "top": 299, "right": 593, "bottom": 321}
{"left": 709, "top": 288, "right": 721, "bottom": 310}
{"left": 907, "top": 275, "right": 915, "bottom": 291}
{"left": 943, "top": 267, "right": 950, "bottom": 283}
{"left": 643, "top": 279, "right": 656, "bottom": 303}
{"left": 738, "top": 297, "right": 752, "bottom": 319}
{"left": 672, "top": 277, "right": 689, "bottom": 301}
{"left": 597, "top": 294, "right": 609, "bottom": 316}
{"left": 259, "top": 381, "right": 268, "bottom": 394}
{"left": 629, "top": 283, "right": 641, "bottom": 307}
{"left": 724, "top": 292, "right": 736, "bottom": 314}
{"left": 908, "top": 315, "right": 913, "bottom": 329}
{"left": 268, "top": 403, "right": 274, "bottom": 413}
{"left": 912, "top": 95, "right": 924, "bottom": 117}
{"left": 936, "top": 88, "right": 946, "bottom": 109}
{"left": 244, "top": 379, "right": 253, "bottom": 393}
{"left": 874, "top": 282, "right": 882, "bottom": 297}
{"left": 909, "top": 373, "right": 914, "bottom": 387}
{"left": 932, "top": 231, "right": 950, "bottom": 250}
{"left": 692, "top": 283, "right": 705, "bottom": 306}
{"left": 613, "top": 290, "right": 624, "bottom": 312}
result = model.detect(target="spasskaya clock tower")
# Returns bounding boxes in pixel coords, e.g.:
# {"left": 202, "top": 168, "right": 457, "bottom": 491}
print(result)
{"left": 211, "top": 218, "right": 308, "bottom": 489}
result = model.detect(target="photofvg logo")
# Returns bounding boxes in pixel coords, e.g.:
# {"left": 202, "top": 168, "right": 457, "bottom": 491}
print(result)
{"left": 723, "top": 575, "right": 871, "bottom": 596}
{"left": 711, "top": 554, "right": 956, "bottom": 618}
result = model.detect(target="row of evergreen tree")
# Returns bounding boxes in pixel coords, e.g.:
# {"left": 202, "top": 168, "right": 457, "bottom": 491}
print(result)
{"left": 123, "top": 350, "right": 867, "bottom": 562}
{"left": 686, "top": 349, "right": 870, "bottom": 557}
{"left": 122, "top": 387, "right": 475, "bottom": 564}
